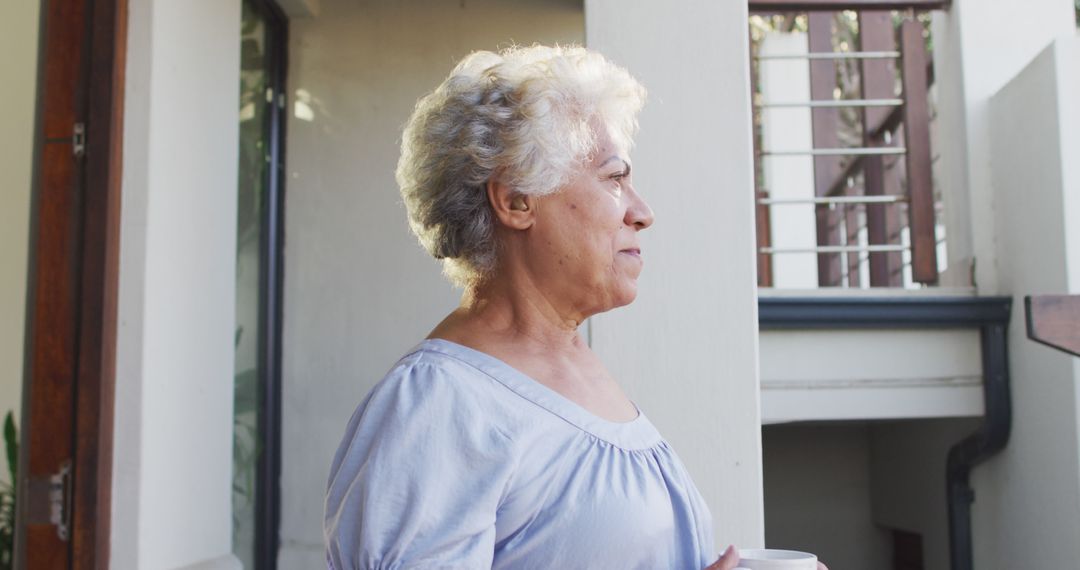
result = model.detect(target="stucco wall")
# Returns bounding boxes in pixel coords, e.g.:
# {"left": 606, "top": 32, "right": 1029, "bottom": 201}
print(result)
{"left": 763, "top": 423, "right": 891, "bottom": 569}
{"left": 931, "top": 0, "right": 1076, "bottom": 290}
{"left": 870, "top": 418, "right": 980, "bottom": 570}
{"left": 280, "top": 1, "right": 584, "bottom": 566}
{"left": 764, "top": 419, "right": 983, "bottom": 570}
{"left": 0, "top": 0, "right": 40, "bottom": 481}
{"left": 113, "top": 1, "right": 242, "bottom": 568}
{"left": 969, "top": 36, "right": 1080, "bottom": 570}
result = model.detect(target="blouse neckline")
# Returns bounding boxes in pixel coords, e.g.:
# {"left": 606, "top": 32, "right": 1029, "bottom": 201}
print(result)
{"left": 412, "top": 338, "right": 663, "bottom": 451}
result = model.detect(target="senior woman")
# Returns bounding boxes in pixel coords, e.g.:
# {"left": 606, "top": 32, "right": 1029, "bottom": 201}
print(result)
{"left": 326, "top": 45, "right": 770, "bottom": 570}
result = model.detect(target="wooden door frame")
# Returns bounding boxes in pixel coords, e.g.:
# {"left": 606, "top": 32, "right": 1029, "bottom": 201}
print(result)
{"left": 18, "top": 0, "right": 126, "bottom": 567}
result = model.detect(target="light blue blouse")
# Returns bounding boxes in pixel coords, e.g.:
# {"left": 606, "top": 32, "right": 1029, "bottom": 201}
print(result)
{"left": 325, "top": 339, "right": 715, "bottom": 570}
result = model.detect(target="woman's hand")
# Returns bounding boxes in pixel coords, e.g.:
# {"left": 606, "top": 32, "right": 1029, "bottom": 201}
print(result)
{"left": 703, "top": 545, "right": 740, "bottom": 570}
{"left": 703, "top": 546, "right": 830, "bottom": 570}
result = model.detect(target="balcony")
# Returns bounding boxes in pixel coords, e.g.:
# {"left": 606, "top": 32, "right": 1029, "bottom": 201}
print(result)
{"left": 746, "top": 4, "right": 990, "bottom": 426}
{"left": 749, "top": 6, "right": 951, "bottom": 290}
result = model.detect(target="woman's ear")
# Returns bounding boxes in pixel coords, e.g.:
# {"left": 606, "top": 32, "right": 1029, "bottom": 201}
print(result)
{"left": 487, "top": 178, "right": 535, "bottom": 230}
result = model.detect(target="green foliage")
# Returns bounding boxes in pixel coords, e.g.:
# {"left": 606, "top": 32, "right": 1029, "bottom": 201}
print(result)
{"left": 0, "top": 412, "right": 18, "bottom": 570}
{"left": 233, "top": 366, "right": 261, "bottom": 511}
{"left": 232, "top": 326, "right": 261, "bottom": 534}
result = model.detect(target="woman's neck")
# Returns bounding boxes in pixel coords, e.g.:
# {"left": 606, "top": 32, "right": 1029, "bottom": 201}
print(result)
{"left": 430, "top": 274, "right": 590, "bottom": 354}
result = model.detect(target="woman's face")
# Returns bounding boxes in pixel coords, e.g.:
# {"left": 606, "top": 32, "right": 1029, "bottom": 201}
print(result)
{"left": 526, "top": 123, "right": 655, "bottom": 316}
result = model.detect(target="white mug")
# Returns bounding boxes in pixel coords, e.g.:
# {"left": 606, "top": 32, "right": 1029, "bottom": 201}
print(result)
{"left": 734, "top": 548, "right": 818, "bottom": 570}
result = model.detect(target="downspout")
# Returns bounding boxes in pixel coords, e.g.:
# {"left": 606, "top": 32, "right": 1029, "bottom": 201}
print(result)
{"left": 946, "top": 319, "right": 1011, "bottom": 570}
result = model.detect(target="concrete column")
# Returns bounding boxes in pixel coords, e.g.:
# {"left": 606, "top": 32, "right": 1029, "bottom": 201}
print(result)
{"left": 585, "top": 0, "right": 765, "bottom": 550}
{"left": 931, "top": 0, "right": 1075, "bottom": 290}
{"left": 759, "top": 31, "right": 818, "bottom": 290}
{"left": 113, "top": 1, "right": 242, "bottom": 568}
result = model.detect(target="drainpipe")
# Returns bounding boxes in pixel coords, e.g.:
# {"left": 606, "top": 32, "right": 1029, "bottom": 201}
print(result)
{"left": 946, "top": 321, "right": 1011, "bottom": 570}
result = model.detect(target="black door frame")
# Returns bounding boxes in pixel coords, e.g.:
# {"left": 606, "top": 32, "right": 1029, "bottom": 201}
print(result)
{"left": 244, "top": 0, "right": 288, "bottom": 568}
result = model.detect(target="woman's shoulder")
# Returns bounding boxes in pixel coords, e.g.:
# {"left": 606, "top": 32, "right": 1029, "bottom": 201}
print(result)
{"left": 346, "top": 340, "right": 542, "bottom": 444}
{"left": 372, "top": 339, "right": 521, "bottom": 413}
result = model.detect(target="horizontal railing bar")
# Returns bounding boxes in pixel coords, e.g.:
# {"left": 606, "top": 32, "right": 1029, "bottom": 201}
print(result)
{"left": 758, "top": 195, "right": 908, "bottom": 205}
{"left": 760, "top": 245, "right": 907, "bottom": 254}
{"left": 760, "top": 98, "right": 904, "bottom": 109}
{"left": 761, "top": 147, "right": 908, "bottom": 156}
{"left": 756, "top": 51, "right": 901, "bottom": 61}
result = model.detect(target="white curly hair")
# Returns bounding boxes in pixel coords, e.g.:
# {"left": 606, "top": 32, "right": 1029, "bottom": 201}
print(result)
{"left": 395, "top": 44, "right": 647, "bottom": 288}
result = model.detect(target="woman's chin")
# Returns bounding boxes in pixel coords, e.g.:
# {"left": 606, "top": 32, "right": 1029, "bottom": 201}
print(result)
{"left": 610, "top": 281, "right": 639, "bottom": 309}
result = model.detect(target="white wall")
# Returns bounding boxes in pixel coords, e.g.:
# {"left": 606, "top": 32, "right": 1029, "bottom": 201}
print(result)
{"left": 931, "top": 0, "right": 1076, "bottom": 290}
{"left": 280, "top": 1, "right": 584, "bottom": 567}
{"left": 0, "top": 0, "right": 39, "bottom": 480}
{"left": 585, "top": 0, "right": 765, "bottom": 550}
{"left": 763, "top": 419, "right": 983, "bottom": 570}
{"left": 870, "top": 418, "right": 980, "bottom": 570}
{"left": 763, "top": 423, "right": 891, "bottom": 569}
{"left": 760, "top": 327, "right": 984, "bottom": 423}
{"left": 967, "top": 36, "right": 1080, "bottom": 570}
{"left": 113, "top": 1, "right": 242, "bottom": 568}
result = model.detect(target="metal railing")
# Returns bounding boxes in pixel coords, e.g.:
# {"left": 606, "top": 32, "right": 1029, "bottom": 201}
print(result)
{"left": 750, "top": 8, "right": 941, "bottom": 289}
{"left": 756, "top": 50, "right": 901, "bottom": 60}
{"left": 759, "top": 99, "right": 904, "bottom": 108}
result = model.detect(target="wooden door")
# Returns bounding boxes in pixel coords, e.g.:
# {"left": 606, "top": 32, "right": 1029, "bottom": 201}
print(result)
{"left": 19, "top": 0, "right": 125, "bottom": 567}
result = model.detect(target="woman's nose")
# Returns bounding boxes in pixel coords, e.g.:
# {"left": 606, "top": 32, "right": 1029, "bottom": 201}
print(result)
{"left": 625, "top": 188, "right": 655, "bottom": 230}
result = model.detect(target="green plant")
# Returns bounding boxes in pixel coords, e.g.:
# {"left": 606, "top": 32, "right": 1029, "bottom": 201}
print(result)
{"left": 0, "top": 412, "right": 18, "bottom": 570}
{"left": 232, "top": 325, "right": 261, "bottom": 535}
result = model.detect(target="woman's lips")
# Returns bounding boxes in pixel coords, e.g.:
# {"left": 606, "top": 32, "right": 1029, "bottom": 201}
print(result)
{"left": 619, "top": 248, "right": 642, "bottom": 258}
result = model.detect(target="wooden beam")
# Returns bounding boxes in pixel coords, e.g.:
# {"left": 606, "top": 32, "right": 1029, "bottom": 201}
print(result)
{"left": 860, "top": 11, "right": 903, "bottom": 286}
{"left": 1026, "top": 295, "right": 1080, "bottom": 357}
{"left": 750, "top": 0, "right": 950, "bottom": 11}
{"left": 756, "top": 191, "right": 774, "bottom": 286}
{"left": 22, "top": 0, "right": 89, "bottom": 565}
{"left": 72, "top": 0, "right": 125, "bottom": 567}
{"left": 899, "top": 19, "right": 938, "bottom": 284}
{"left": 825, "top": 59, "right": 934, "bottom": 199}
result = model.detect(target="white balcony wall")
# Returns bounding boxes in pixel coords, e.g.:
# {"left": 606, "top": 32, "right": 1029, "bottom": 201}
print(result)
{"left": 280, "top": 1, "right": 584, "bottom": 567}
{"left": 760, "top": 326, "right": 984, "bottom": 423}
{"left": 931, "top": 0, "right": 1076, "bottom": 290}
{"left": 759, "top": 32, "right": 818, "bottom": 289}
{"left": 0, "top": 0, "right": 39, "bottom": 481}
{"left": 972, "top": 36, "right": 1080, "bottom": 570}
{"left": 585, "top": 0, "right": 765, "bottom": 549}
{"left": 113, "top": 1, "right": 242, "bottom": 568}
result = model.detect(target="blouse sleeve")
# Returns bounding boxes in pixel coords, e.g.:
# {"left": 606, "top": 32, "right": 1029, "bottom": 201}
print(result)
{"left": 325, "top": 358, "right": 514, "bottom": 570}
